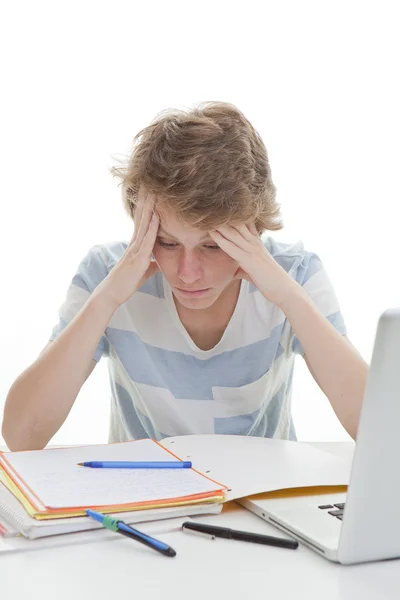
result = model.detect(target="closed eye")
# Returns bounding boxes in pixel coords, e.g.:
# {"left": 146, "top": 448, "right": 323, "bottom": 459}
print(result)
{"left": 156, "top": 240, "right": 178, "bottom": 249}
{"left": 156, "top": 239, "right": 220, "bottom": 251}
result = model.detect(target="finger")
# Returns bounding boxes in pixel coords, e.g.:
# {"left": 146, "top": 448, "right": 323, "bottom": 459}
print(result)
{"left": 232, "top": 223, "right": 256, "bottom": 243}
{"left": 129, "top": 187, "right": 146, "bottom": 244}
{"left": 215, "top": 226, "right": 253, "bottom": 252}
{"left": 139, "top": 212, "right": 160, "bottom": 256}
{"left": 133, "top": 194, "right": 155, "bottom": 248}
{"left": 208, "top": 230, "right": 244, "bottom": 261}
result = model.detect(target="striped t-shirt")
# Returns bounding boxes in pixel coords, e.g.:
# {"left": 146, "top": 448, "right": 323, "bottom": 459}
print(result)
{"left": 50, "top": 237, "right": 346, "bottom": 443}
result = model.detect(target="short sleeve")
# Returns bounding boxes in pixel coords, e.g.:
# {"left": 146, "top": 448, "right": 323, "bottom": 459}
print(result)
{"left": 290, "top": 252, "right": 347, "bottom": 357}
{"left": 49, "top": 245, "right": 111, "bottom": 362}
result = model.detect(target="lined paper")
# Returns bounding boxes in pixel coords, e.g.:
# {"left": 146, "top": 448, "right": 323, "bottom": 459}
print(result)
{"left": 0, "top": 439, "right": 224, "bottom": 509}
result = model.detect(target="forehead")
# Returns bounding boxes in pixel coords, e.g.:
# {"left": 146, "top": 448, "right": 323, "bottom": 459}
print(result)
{"left": 158, "top": 211, "right": 212, "bottom": 240}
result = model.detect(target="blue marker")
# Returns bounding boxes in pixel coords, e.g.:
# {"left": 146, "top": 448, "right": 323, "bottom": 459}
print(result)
{"left": 86, "top": 509, "right": 176, "bottom": 557}
{"left": 77, "top": 461, "right": 192, "bottom": 469}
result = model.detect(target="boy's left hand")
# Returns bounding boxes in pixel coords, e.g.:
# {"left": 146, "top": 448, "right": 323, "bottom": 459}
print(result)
{"left": 209, "top": 224, "right": 300, "bottom": 308}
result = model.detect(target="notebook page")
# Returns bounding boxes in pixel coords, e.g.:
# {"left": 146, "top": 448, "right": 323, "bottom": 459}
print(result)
{"left": 1, "top": 440, "right": 224, "bottom": 509}
{"left": 160, "top": 435, "right": 352, "bottom": 500}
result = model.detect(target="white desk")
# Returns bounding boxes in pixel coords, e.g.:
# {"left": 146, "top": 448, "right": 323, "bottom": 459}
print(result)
{"left": 1, "top": 442, "right": 399, "bottom": 600}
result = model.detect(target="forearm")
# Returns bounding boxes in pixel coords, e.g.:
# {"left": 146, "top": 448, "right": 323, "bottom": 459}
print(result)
{"left": 2, "top": 291, "right": 118, "bottom": 451}
{"left": 279, "top": 285, "right": 368, "bottom": 440}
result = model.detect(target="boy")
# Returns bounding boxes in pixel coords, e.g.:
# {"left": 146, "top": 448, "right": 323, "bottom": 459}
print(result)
{"left": 2, "top": 102, "right": 368, "bottom": 451}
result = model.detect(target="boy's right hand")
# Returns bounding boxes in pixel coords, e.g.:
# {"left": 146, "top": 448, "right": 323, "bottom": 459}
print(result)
{"left": 96, "top": 189, "right": 160, "bottom": 309}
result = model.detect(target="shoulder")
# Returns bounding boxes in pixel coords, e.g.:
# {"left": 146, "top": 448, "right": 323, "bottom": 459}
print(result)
{"left": 72, "top": 241, "right": 128, "bottom": 292}
{"left": 262, "top": 236, "right": 324, "bottom": 286}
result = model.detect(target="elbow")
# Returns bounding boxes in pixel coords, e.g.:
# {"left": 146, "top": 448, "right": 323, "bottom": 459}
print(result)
{"left": 342, "top": 415, "right": 360, "bottom": 443}
{"left": 2, "top": 421, "right": 48, "bottom": 452}
{"left": 2, "top": 392, "right": 47, "bottom": 452}
{"left": 2, "top": 418, "right": 26, "bottom": 452}
{"left": 346, "top": 428, "right": 357, "bottom": 442}
{"left": 2, "top": 396, "right": 16, "bottom": 450}
{"left": 1, "top": 420, "right": 21, "bottom": 452}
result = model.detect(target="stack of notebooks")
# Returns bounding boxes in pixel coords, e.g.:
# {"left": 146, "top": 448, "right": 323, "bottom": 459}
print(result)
{"left": 0, "top": 433, "right": 353, "bottom": 553}
{"left": 0, "top": 438, "right": 226, "bottom": 541}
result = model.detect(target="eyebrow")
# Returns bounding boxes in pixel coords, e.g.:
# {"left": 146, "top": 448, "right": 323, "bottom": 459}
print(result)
{"left": 158, "top": 229, "right": 213, "bottom": 242}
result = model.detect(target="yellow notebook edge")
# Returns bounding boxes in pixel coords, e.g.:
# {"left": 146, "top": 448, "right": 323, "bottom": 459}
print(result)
{"left": 0, "top": 467, "right": 225, "bottom": 520}
{"left": 243, "top": 485, "right": 348, "bottom": 502}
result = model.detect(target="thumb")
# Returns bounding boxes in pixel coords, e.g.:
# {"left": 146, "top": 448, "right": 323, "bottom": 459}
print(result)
{"left": 146, "top": 260, "right": 160, "bottom": 278}
{"left": 234, "top": 267, "right": 251, "bottom": 283}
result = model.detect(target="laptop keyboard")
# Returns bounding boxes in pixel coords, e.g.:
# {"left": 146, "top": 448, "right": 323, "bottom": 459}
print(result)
{"left": 318, "top": 502, "right": 345, "bottom": 521}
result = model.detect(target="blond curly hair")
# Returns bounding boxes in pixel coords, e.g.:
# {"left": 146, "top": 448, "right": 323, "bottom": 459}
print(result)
{"left": 110, "top": 101, "right": 283, "bottom": 233}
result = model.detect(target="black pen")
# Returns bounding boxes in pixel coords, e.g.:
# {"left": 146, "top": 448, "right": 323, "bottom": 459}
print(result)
{"left": 182, "top": 521, "right": 298, "bottom": 550}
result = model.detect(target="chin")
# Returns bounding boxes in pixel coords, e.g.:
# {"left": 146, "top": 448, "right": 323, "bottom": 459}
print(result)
{"left": 173, "top": 291, "right": 220, "bottom": 310}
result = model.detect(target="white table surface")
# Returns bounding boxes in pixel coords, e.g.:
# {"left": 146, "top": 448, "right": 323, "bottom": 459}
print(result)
{"left": 1, "top": 441, "right": 399, "bottom": 600}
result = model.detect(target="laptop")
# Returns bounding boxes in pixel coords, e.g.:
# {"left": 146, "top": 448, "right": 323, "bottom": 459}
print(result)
{"left": 239, "top": 308, "right": 400, "bottom": 564}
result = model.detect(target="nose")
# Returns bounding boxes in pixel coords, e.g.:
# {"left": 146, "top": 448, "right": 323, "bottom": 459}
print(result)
{"left": 177, "top": 249, "right": 203, "bottom": 284}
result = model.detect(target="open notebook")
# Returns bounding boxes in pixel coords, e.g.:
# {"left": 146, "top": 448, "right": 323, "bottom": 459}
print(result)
{"left": 0, "top": 438, "right": 226, "bottom": 539}
{"left": 0, "top": 435, "right": 353, "bottom": 541}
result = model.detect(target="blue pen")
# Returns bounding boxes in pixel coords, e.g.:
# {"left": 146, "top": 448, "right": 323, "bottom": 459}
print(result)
{"left": 77, "top": 461, "right": 192, "bottom": 469}
{"left": 86, "top": 509, "right": 176, "bottom": 557}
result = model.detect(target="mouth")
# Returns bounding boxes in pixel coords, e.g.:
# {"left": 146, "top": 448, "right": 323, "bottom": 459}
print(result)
{"left": 174, "top": 287, "right": 211, "bottom": 297}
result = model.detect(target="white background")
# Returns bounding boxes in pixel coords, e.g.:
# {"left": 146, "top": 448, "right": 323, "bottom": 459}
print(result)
{"left": 0, "top": 0, "right": 399, "bottom": 446}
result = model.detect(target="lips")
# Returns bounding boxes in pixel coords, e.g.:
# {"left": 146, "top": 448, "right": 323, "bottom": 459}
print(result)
{"left": 174, "top": 287, "right": 211, "bottom": 296}
{"left": 177, "top": 288, "right": 208, "bottom": 292}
